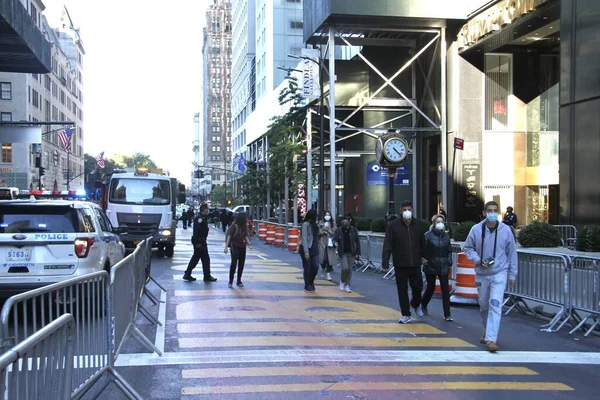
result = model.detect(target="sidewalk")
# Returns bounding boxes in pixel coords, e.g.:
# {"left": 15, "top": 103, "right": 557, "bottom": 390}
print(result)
{"left": 100, "top": 227, "right": 600, "bottom": 399}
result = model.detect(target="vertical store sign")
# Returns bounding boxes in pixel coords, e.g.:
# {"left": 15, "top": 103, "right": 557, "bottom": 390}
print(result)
{"left": 297, "top": 183, "right": 307, "bottom": 214}
{"left": 462, "top": 164, "right": 480, "bottom": 208}
{"left": 301, "top": 48, "right": 320, "bottom": 99}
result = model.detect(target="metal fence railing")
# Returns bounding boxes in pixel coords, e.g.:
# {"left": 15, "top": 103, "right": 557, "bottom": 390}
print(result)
{"left": 0, "top": 314, "right": 74, "bottom": 400}
{"left": 554, "top": 225, "right": 578, "bottom": 249}
{"left": 0, "top": 238, "right": 160, "bottom": 399}
{"left": 568, "top": 256, "right": 600, "bottom": 337}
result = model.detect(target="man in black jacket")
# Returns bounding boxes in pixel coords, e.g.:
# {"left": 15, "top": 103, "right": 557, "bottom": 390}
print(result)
{"left": 184, "top": 203, "right": 217, "bottom": 282}
{"left": 382, "top": 200, "right": 427, "bottom": 324}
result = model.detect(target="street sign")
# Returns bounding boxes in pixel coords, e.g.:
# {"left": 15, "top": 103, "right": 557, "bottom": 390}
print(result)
{"left": 454, "top": 137, "right": 464, "bottom": 150}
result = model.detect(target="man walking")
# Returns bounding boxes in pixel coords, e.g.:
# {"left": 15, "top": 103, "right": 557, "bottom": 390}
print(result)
{"left": 382, "top": 200, "right": 427, "bottom": 324}
{"left": 184, "top": 203, "right": 217, "bottom": 282}
{"left": 463, "top": 201, "right": 518, "bottom": 352}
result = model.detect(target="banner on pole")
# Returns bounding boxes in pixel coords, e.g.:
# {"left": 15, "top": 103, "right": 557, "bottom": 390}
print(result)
{"left": 301, "top": 48, "right": 320, "bottom": 99}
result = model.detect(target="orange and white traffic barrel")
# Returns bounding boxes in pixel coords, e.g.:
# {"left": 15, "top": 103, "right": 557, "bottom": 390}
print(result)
{"left": 274, "top": 226, "right": 285, "bottom": 247}
{"left": 266, "top": 224, "right": 275, "bottom": 245}
{"left": 287, "top": 227, "right": 299, "bottom": 251}
{"left": 434, "top": 265, "right": 454, "bottom": 294}
{"left": 258, "top": 223, "right": 267, "bottom": 241}
{"left": 450, "top": 252, "right": 479, "bottom": 305}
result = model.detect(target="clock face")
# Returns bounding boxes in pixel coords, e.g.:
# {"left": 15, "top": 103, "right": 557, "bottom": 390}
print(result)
{"left": 384, "top": 138, "right": 407, "bottom": 163}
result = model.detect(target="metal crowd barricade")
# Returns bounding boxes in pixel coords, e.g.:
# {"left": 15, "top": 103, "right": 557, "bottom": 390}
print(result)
{"left": 504, "top": 250, "right": 572, "bottom": 332}
{"left": 111, "top": 238, "right": 162, "bottom": 360}
{"left": 0, "top": 270, "right": 141, "bottom": 399}
{"left": 354, "top": 234, "right": 370, "bottom": 272}
{"left": 568, "top": 256, "right": 600, "bottom": 337}
{"left": 0, "top": 314, "right": 74, "bottom": 400}
{"left": 450, "top": 243, "right": 462, "bottom": 293}
{"left": 554, "top": 225, "right": 578, "bottom": 249}
{"left": 364, "top": 234, "right": 385, "bottom": 273}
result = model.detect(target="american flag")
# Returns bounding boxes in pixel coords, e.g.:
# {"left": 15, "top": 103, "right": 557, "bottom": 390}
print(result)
{"left": 58, "top": 127, "right": 74, "bottom": 152}
{"left": 96, "top": 151, "right": 105, "bottom": 168}
{"left": 232, "top": 153, "right": 240, "bottom": 170}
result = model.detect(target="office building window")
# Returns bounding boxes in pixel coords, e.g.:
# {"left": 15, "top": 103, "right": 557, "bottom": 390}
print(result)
{"left": 290, "top": 21, "right": 303, "bottom": 29}
{"left": 1, "top": 82, "right": 11, "bottom": 100}
{"left": 1, "top": 112, "right": 11, "bottom": 122}
{"left": 1, "top": 144, "right": 12, "bottom": 163}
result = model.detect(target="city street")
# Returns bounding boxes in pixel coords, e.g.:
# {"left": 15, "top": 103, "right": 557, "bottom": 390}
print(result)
{"left": 94, "top": 226, "right": 600, "bottom": 399}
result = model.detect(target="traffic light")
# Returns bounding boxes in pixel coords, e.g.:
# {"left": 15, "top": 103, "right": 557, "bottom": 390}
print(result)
{"left": 194, "top": 170, "right": 204, "bottom": 179}
{"left": 39, "top": 167, "right": 45, "bottom": 177}
{"left": 227, "top": 199, "right": 232, "bottom": 205}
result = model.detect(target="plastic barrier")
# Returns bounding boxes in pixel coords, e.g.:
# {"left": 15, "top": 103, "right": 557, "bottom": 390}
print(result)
{"left": 288, "top": 227, "right": 300, "bottom": 251}
{"left": 274, "top": 225, "right": 285, "bottom": 247}
{"left": 450, "top": 253, "right": 479, "bottom": 305}
{"left": 434, "top": 265, "right": 454, "bottom": 294}
{"left": 258, "top": 223, "right": 267, "bottom": 241}
{"left": 266, "top": 224, "right": 276, "bottom": 245}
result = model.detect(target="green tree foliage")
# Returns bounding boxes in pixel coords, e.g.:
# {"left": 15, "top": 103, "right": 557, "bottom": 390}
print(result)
{"left": 517, "top": 221, "right": 561, "bottom": 247}
{"left": 122, "top": 152, "right": 158, "bottom": 169}
{"left": 238, "top": 161, "right": 268, "bottom": 206}
{"left": 83, "top": 153, "right": 122, "bottom": 176}
{"left": 575, "top": 225, "right": 600, "bottom": 252}
{"left": 210, "top": 183, "right": 234, "bottom": 207}
{"left": 266, "top": 115, "right": 305, "bottom": 199}
{"left": 371, "top": 218, "right": 387, "bottom": 233}
{"left": 452, "top": 221, "right": 476, "bottom": 241}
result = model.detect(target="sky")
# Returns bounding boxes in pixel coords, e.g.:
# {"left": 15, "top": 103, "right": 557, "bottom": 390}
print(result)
{"left": 44, "top": 0, "right": 210, "bottom": 185}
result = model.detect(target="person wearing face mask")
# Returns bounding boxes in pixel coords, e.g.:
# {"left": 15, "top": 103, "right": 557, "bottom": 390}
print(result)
{"left": 318, "top": 211, "right": 337, "bottom": 281}
{"left": 382, "top": 200, "right": 428, "bottom": 324}
{"left": 299, "top": 209, "right": 321, "bottom": 292}
{"left": 463, "top": 201, "right": 518, "bottom": 353}
{"left": 421, "top": 214, "right": 453, "bottom": 321}
{"left": 333, "top": 216, "right": 361, "bottom": 293}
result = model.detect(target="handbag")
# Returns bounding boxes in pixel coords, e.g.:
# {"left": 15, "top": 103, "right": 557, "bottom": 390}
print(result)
{"left": 327, "top": 237, "right": 335, "bottom": 248}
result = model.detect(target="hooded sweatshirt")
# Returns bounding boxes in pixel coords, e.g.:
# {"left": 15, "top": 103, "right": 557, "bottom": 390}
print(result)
{"left": 463, "top": 221, "right": 518, "bottom": 280}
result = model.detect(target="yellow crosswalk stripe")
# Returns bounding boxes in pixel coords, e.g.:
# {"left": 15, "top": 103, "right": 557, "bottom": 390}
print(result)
{"left": 182, "top": 365, "right": 538, "bottom": 379}
{"left": 181, "top": 381, "right": 572, "bottom": 395}
{"left": 170, "top": 266, "right": 300, "bottom": 273}
{"left": 173, "top": 288, "right": 364, "bottom": 298}
{"left": 177, "top": 321, "right": 443, "bottom": 334}
{"left": 178, "top": 336, "right": 474, "bottom": 348}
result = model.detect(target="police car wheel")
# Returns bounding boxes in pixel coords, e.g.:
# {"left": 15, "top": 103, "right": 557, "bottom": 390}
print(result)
{"left": 165, "top": 244, "right": 174, "bottom": 257}
{"left": 157, "top": 246, "right": 165, "bottom": 258}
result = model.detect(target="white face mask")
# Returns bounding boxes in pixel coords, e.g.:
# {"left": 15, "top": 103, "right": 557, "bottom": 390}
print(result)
{"left": 435, "top": 222, "right": 445, "bottom": 231}
{"left": 402, "top": 210, "right": 412, "bottom": 220}
{"left": 324, "top": 215, "right": 331, "bottom": 221}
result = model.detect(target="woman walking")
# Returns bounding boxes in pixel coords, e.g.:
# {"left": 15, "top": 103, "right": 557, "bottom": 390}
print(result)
{"left": 421, "top": 214, "right": 453, "bottom": 321}
{"left": 333, "top": 215, "right": 361, "bottom": 293}
{"left": 224, "top": 212, "right": 252, "bottom": 288}
{"left": 318, "top": 211, "right": 337, "bottom": 281}
{"left": 299, "top": 209, "right": 320, "bottom": 292}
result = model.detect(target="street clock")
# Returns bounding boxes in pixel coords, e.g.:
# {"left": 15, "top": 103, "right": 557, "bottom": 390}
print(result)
{"left": 375, "top": 132, "right": 409, "bottom": 168}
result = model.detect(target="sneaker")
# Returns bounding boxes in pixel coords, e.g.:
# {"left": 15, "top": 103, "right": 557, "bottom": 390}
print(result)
{"left": 326, "top": 272, "right": 332, "bottom": 281}
{"left": 486, "top": 341, "right": 499, "bottom": 353}
{"left": 237, "top": 281, "right": 244, "bottom": 287}
{"left": 320, "top": 270, "right": 326, "bottom": 279}
{"left": 413, "top": 305, "right": 424, "bottom": 318}
{"left": 182, "top": 274, "right": 196, "bottom": 282}
{"left": 344, "top": 285, "right": 352, "bottom": 293}
{"left": 480, "top": 332, "right": 487, "bottom": 344}
{"left": 339, "top": 282, "right": 345, "bottom": 291}
{"left": 203, "top": 276, "right": 217, "bottom": 282}
{"left": 422, "top": 306, "right": 428, "bottom": 316}
{"left": 398, "top": 315, "right": 412, "bottom": 324}
{"left": 309, "top": 284, "right": 316, "bottom": 291}
{"left": 228, "top": 283, "right": 233, "bottom": 288}
{"left": 304, "top": 286, "right": 315, "bottom": 292}
{"left": 445, "top": 316, "right": 454, "bottom": 322}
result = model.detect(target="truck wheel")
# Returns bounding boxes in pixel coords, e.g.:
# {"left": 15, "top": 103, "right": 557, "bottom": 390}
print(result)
{"left": 157, "top": 245, "right": 165, "bottom": 258}
{"left": 165, "top": 244, "right": 174, "bottom": 258}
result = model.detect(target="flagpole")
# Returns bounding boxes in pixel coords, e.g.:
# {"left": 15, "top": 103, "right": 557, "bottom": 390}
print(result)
{"left": 66, "top": 149, "right": 70, "bottom": 191}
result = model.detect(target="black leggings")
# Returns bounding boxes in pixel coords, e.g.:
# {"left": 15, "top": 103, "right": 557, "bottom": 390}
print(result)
{"left": 229, "top": 245, "right": 246, "bottom": 284}
{"left": 421, "top": 273, "right": 451, "bottom": 317}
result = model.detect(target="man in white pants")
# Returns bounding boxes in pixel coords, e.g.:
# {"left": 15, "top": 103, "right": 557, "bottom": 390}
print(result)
{"left": 463, "top": 201, "right": 518, "bottom": 352}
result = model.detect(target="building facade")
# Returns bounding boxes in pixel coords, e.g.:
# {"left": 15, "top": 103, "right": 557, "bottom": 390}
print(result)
{"left": 0, "top": 1, "right": 84, "bottom": 192}
{"left": 202, "top": 0, "right": 233, "bottom": 199}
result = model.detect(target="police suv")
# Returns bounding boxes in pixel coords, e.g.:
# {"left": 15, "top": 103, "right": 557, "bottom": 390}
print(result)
{"left": 0, "top": 198, "right": 126, "bottom": 297}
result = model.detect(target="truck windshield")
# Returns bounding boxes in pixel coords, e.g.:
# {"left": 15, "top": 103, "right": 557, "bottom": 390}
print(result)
{"left": 109, "top": 178, "right": 170, "bottom": 205}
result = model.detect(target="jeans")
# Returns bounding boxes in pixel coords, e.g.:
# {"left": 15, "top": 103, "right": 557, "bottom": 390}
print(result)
{"left": 339, "top": 254, "right": 354, "bottom": 285}
{"left": 476, "top": 271, "right": 508, "bottom": 343}
{"left": 229, "top": 245, "right": 246, "bottom": 284}
{"left": 185, "top": 244, "right": 211, "bottom": 278}
{"left": 421, "top": 273, "right": 451, "bottom": 317}
{"left": 394, "top": 266, "right": 423, "bottom": 317}
{"left": 301, "top": 253, "right": 319, "bottom": 289}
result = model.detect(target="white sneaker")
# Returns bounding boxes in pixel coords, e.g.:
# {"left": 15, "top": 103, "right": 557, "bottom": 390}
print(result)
{"left": 398, "top": 315, "right": 412, "bottom": 324}
{"left": 413, "top": 305, "right": 424, "bottom": 318}
{"left": 326, "top": 272, "right": 332, "bottom": 281}
{"left": 344, "top": 285, "right": 352, "bottom": 293}
{"left": 339, "top": 282, "right": 345, "bottom": 291}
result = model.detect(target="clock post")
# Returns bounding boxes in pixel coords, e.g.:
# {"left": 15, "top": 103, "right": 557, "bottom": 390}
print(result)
{"left": 387, "top": 166, "right": 397, "bottom": 220}
{"left": 375, "top": 129, "right": 409, "bottom": 222}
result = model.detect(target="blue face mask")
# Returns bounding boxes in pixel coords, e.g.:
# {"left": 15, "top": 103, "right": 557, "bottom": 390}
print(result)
{"left": 486, "top": 212, "right": 499, "bottom": 223}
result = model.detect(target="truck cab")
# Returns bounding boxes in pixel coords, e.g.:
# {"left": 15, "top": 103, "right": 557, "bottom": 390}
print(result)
{"left": 105, "top": 168, "right": 177, "bottom": 257}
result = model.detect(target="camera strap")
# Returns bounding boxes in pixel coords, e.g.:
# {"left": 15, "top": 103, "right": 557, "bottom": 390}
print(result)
{"left": 481, "top": 221, "right": 498, "bottom": 260}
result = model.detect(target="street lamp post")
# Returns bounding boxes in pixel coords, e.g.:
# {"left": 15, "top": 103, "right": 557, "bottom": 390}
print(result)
{"left": 214, "top": 143, "right": 228, "bottom": 207}
{"left": 288, "top": 53, "right": 325, "bottom": 217}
